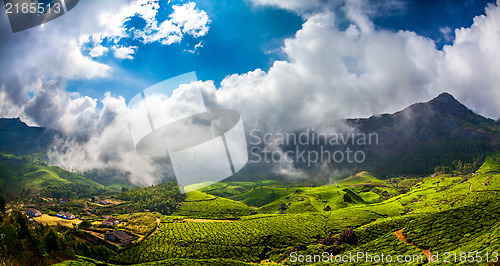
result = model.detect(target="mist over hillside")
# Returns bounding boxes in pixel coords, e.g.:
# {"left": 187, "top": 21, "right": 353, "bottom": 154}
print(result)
{"left": 2, "top": 93, "right": 498, "bottom": 185}
{"left": 244, "top": 93, "right": 499, "bottom": 180}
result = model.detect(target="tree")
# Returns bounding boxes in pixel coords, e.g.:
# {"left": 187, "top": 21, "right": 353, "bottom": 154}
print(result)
{"left": 44, "top": 228, "right": 60, "bottom": 252}
{"left": 14, "top": 211, "right": 29, "bottom": 239}
{"left": 0, "top": 193, "right": 5, "bottom": 212}
{"left": 79, "top": 220, "right": 92, "bottom": 229}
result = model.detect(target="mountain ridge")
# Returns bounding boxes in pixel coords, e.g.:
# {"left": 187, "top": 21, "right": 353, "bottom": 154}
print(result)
{"left": 0, "top": 117, "right": 59, "bottom": 156}
{"left": 278, "top": 92, "right": 500, "bottom": 177}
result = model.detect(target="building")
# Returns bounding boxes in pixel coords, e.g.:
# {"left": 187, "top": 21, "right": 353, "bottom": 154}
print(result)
{"left": 92, "top": 196, "right": 100, "bottom": 202}
{"left": 105, "top": 231, "right": 133, "bottom": 246}
{"left": 60, "top": 198, "right": 70, "bottom": 204}
{"left": 98, "top": 200, "right": 110, "bottom": 205}
{"left": 25, "top": 208, "right": 42, "bottom": 217}
{"left": 102, "top": 217, "right": 120, "bottom": 226}
{"left": 57, "top": 211, "right": 76, "bottom": 220}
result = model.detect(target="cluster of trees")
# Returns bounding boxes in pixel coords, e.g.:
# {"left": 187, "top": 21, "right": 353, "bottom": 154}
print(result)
{"left": 0, "top": 211, "right": 112, "bottom": 265}
{"left": 372, "top": 139, "right": 488, "bottom": 177}
{"left": 40, "top": 183, "right": 107, "bottom": 199}
{"left": 117, "top": 182, "right": 185, "bottom": 215}
{"left": 0, "top": 192, "right": 5, "bottom": 212}
{"left": 434, "top": 158, "right": 484, "bottom": 175}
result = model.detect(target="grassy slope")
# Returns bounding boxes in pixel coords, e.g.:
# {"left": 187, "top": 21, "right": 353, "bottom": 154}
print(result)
{"left": 173, "top": 190, "right": 255, "bottom": 219}
{"left": 0, "top": 153, "right": 106, "bottom": 194}
{"left": 57, "top": 152, "right": 500, "bottom": 265}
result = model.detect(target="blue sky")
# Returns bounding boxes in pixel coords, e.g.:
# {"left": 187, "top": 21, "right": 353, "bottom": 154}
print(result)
{"left": 66, "top": 0, "right": 304, "bottom": 101}
{"left": 64, "top": 0, "right": 495, "bottom": 103}
{"left": 373, "top": 0, "right": 496, "bottom": 47}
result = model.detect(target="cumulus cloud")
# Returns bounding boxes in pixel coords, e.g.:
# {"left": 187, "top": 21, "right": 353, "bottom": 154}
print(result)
{"left": 114, "top": 45, "right": 138, "bottom": 60}
{"left": 12, "top": 78, "right": 161, "bottom": 185}
{"left": 83, "top": 0, "right": 210, "bottom": 53}
{"left": 89, "top": 45, "right": 109, "bottom": 57}
{"left": 46, "top": 92, "right": 162, "bottom": 186}
{"left": 0, "top": 0, "right": 211, "bottom": 117}
{"left": 133, "top": 1, "right": 211, "bottom": 46}
{"left": 435, "top": 1, "right": 500, "bottom": 118}
{"left": 198, "top": 13, "right": 441, "bottom": 132}
{"left": 185, "top": 41, "right": 204, "bottom": 54}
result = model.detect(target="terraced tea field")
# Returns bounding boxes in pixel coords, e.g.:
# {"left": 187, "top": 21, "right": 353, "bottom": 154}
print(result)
{"left": 55, "top": 152, "right": 500, "bottom": 265}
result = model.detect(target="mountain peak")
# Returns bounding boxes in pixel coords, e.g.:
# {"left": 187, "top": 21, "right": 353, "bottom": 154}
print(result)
{"left": 425, "top": 92, "right": 477, "bottom": 119}
{"left": 430, "top": 92, "right": 460, "bottom": 105}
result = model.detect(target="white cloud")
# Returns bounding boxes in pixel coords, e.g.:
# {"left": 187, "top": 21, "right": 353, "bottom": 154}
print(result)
{"left": 79, "top": 1, "right": 210, "bottom": 50}
{"left": 46, "top": 92, "right": 161, "bottom": 186}
{"left": 435, "top": 1, "right": 500, "bottom": 118}
{"left": 170, "top": 2, "right": 211, "bottom": 37}
{"left": 0, "top": 0, "right": 210, "bottom": 112}
{"left": 113, "top": 45, "right": 138, "bottom": 60}
{"left": 196, "top": 12, "right": 442, "bottom": 132}
{"left": 185, "top": 41, "right": 204, "bottom": 54}
{"left": 89, "top": 45, "right": 109, "bottom": 57}
{"left": 203, "top": 0, "right": 500, "bottom": 132}
{"left": 439, "top": 26, "right": 453, "bottom": 42}
{"left": 134, "top": 2, "right": 211, "bottom": 46}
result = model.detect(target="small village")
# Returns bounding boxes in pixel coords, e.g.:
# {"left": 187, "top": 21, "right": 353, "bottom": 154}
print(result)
{"left": 19, "top": 195, "right": 137, "bottom": 247}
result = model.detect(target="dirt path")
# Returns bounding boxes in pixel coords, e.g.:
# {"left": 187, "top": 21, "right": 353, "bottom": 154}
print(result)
{"left": 150, "top": 218, "right": 161, "bottom": 235}
{"left": 469, "top": 183, "right": 473, "bottom": 192}
{"left": 395, "top": 229, "right": 434, "bottom": 263}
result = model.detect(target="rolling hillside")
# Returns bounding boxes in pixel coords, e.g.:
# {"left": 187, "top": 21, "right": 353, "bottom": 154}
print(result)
{"left": 53, "top": 151, "right": 500, "bottom": 265}
{"left": 0, "top": 152, "right": 107, "bottom": 201}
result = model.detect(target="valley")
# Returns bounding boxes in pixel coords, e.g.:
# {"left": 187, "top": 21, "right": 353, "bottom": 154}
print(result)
{"left": 0, "top": 151, "right": 499, "bottom": 265}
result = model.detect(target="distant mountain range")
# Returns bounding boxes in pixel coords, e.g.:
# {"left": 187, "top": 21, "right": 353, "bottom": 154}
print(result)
{"left": 1, "top": 93, "right": 499, "bottom": 180}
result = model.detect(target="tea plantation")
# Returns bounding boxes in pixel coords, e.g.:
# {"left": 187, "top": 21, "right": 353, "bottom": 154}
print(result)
{"left": 52, "top": 152, "right": 500, "bottom": 265}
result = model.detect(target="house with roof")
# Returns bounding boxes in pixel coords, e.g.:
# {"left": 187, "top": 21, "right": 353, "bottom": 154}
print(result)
{"left": 102, "top": 217, "right": 120, "bottom": 226}
{"left": 25, "top": 208, "right": 42, "bottom": 217}
{"left": 105, "top": 231, "right": 133, "bottom": 246}
{"left": 60, "top": 198, "right": 70, "bottom": 204}
{"left": 98, "top": 200, "right": 110, "bottom": 205}
{"left": 57, "top": 211, "right": 76, "bottom": 220}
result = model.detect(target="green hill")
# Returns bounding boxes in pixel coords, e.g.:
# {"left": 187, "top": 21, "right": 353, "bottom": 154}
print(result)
{"left": 50, "top": 152, "right": 499, "bottom": 265}
{"left": 173, "top": 190, "right": 254, "bottom": 219}
{"left": 0, "top": 152, "right": 107, "bottom": 201}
